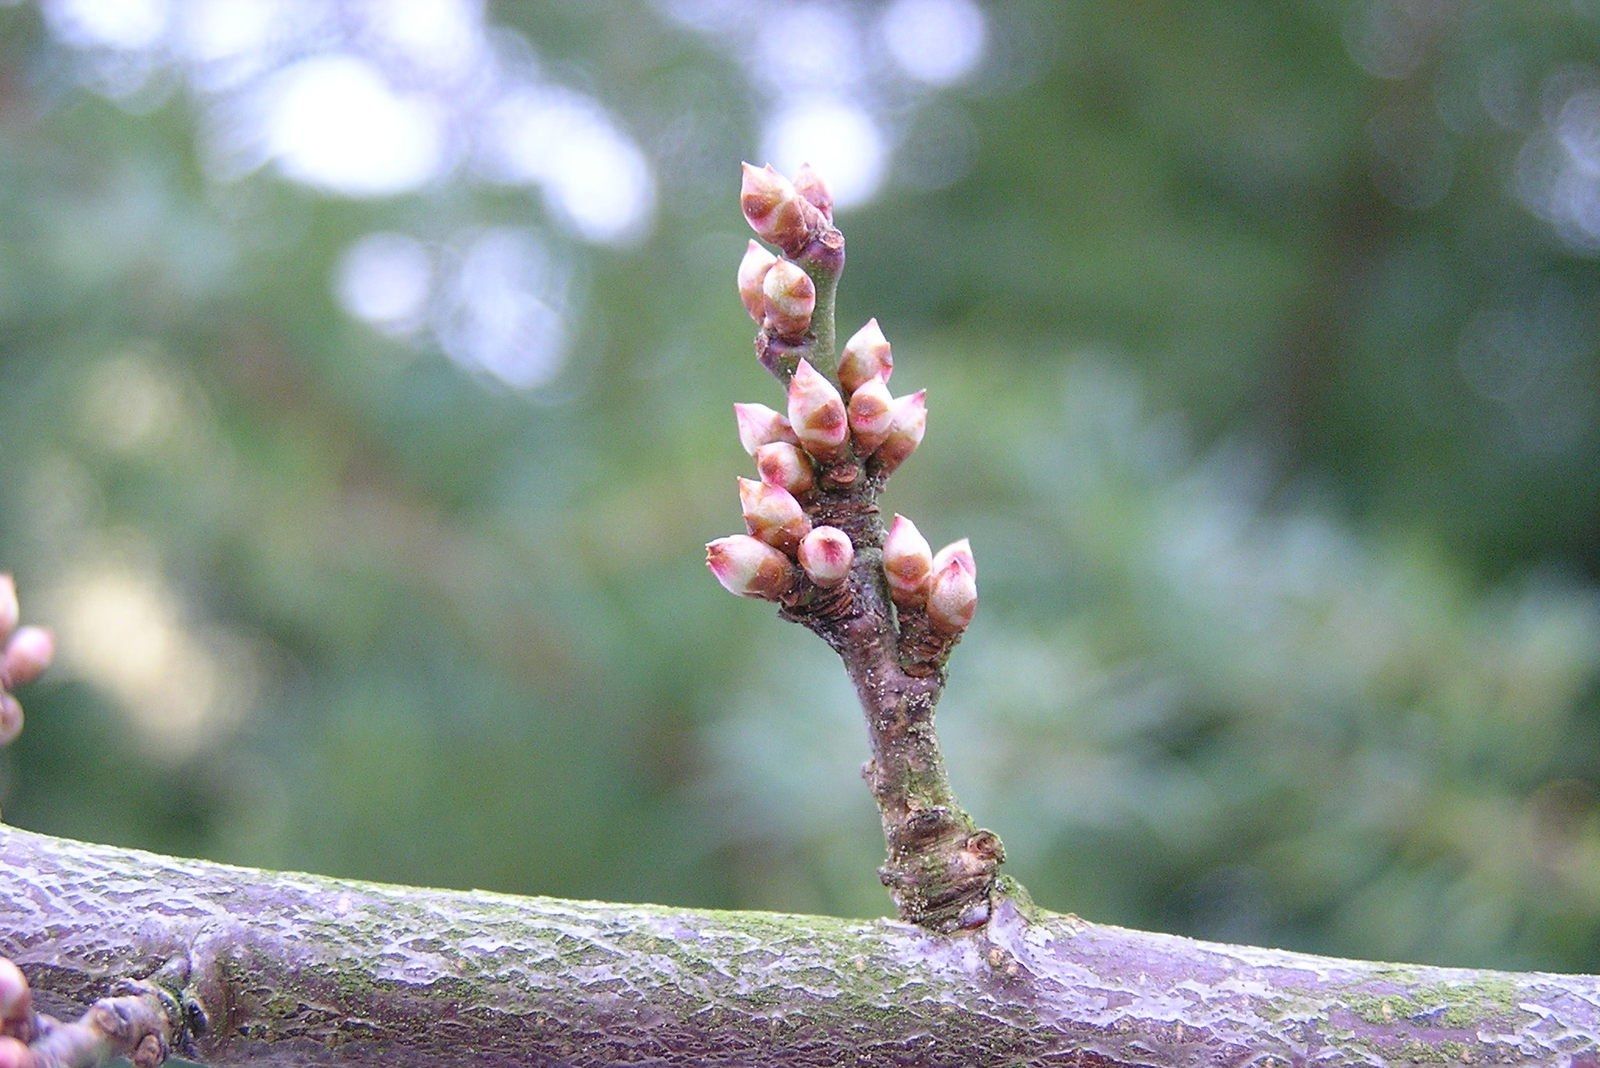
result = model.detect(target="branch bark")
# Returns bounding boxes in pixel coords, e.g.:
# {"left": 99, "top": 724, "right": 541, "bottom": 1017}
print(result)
{"left": 6, "top": 826, "right": 1599, "bottom": 1067}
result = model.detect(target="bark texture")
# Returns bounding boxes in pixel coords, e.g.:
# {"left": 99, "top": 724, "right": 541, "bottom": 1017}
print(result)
{"left": 5, "top": 826, "right": 1599, "bottom": 1067}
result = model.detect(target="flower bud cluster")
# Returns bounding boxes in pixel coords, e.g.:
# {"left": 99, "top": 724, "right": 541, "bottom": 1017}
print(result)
{"left": 736, "top": 241, "right": 816, "bottom": 339}
{"left": 707, "top": 508, "right": 855, "bottom": 600}
{"left": 0, "top": 575, "right": 53, "bottom": 748}
{"left": 715, "top": 164, "right": 972, "bottom": 655}
{"left": 712, "top": 355, "right": 870, "bottom": 598}
{"left": 833, "top": 319, "right": 926, "bottom": 475}
{"left": 884, "top": 516, "right": 978, "bottom": 634}
{"left": 740, "top": 162, "right": 831, "bottom": 255}
{"left": 737, "top": 162, "right": 842, "bottom": 339}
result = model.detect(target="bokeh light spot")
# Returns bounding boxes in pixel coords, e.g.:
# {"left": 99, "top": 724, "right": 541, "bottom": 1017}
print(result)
{"left": 43, "top": 0, "right": 168, "bottom": 50}
{"left": 484, "top": 89, "right": 655, "bottom": 245}
{"left": 337, "top": 233, "right": 434, "bottom": 336}
{"left": 880, "top": 0, "right": 986, "bottom": 86}
{"left": 263, "top": 54, "right": 447, "bottom": 196}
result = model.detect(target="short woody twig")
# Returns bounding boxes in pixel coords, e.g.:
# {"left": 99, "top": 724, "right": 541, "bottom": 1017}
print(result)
{"left": 708, "top": 164, "right": 1003, "bottom": 932}
{"left": 0, "top": 953, "right": 184, "bottom": 1068}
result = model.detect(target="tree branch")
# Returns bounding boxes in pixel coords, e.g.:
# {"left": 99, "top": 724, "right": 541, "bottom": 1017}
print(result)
{"left": 5, "top": 826, "right": 1599, "bottom": 1067}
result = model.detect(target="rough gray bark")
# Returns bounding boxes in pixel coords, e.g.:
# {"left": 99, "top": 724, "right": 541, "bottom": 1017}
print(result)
{"left": 5, "top": 826, "right": 1599, "bottom": 1066}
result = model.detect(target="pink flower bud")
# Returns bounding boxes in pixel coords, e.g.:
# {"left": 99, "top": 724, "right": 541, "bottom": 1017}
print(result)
{"left": 761, "top": 259, "right": 815, "bottom": 337}
{"left": 931, "top": 538, "right": 975, "bottom": 579}
{"left": 798, "top": 526, "right": 853, "bottom": 587}
{"left": 793, "top": 162, "right": 834, "bottom": 221}
{"left": 0, "top": 959, "right": 28, "bottom": 1024}
{"left": 846, "top": 375, "right": 894, "bottom": 456}
{"left": 2, "top": 627, "right": 53, "bottom": 689}
{"left": 883, "top": 514, "right": 933, "bottom": 608}
{"left": 838, "top": 318, "right": 893, "bottom": 394}
{"left": 787, "top": 359, "right": 848, "bottom": 463}
{"left": 706, "top": 535, "right": 798, "bottom": 600}
{"left": 740, "top": 163, "right": 814, "bottom": 250}
{"left": 733, "top": 403, "right": 799, "bottom": 456}
{"left": 755, "top": 441, "right": 815, "bottom": 497}
{"left": 738, "top": 477, "right": 811, "bottom": 555}
{"left": 0, "top": 693, "right": 20, "bottom": 748}
{"left": 873, "top": 390, "right": 927, "bottom": 477}
{"left": 0, "top": 575, "right": 16, "bottom": 644}
{"left": 0, "top": 1038, "right": 28, "bottom": 1068}
{"left": 927, "top": 557, "right": 978, "bottom": 632}
{"left": 736, "top": 240, "right": 778, "bottom": 322}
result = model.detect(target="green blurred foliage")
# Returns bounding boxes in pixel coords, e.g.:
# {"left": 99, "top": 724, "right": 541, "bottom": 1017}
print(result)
{"left": 2, "top": 0, "right": 1600, "bottom": 975}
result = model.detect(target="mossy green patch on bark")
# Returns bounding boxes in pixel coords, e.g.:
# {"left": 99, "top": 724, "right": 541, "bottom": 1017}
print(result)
{"left": 1343, "top": 974, "right": 1527, "bottom": 1030}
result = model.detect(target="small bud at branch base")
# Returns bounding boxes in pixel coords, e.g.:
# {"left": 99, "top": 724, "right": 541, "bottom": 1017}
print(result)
{"left": 738, "top": 477, "right": 811, "bottom": 555}
{"left": 0, "top": 958, "right": 27, "bottom": 1024}
{"left": 755, "top": 441, "right": 816, "bottom": 496}
{"left": 883, "top": 513, "right": 934, "bottom": 608}
{"left": 846, "top": 376, "right": 894, "bottom": 456}
{"left": 793, "top": 162, "right": 834, "bottom": 221}
{"left": 734, "top": 403, "right": 799, "bottom": 456}
{"left": 761, "top": 259, "right": 816, "bottom": 337}
{"left": 799, "top": 526, "right": 854, "bottom": 587}
{"left": 873, "top": 389, "right": 927, "bottom": 477}
{"left": 927, "top": 558, "right": 979, "bottom": 632}
{"left": 736, "top": 240, "right": 778, "bottom": 322}
{"left": 0, "top": 1037, "right": 27, "bottom": 1068}
{"left": 2, "top": 626, "right": 53, "bottom": 689}
{"left": 931, "top": 538, "right": 975, "bottom": 579}
{"left": 707, "top": 535, "right": 798, "bottom": 600}
{"left": 788, "top": 359, "right": 849, "bottom": 463}
{"left": 838, "top": 318, "right": 893, "bottom": 394}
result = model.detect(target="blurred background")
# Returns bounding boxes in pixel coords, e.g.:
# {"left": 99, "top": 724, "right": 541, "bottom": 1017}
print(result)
{"left": 2, "top": 0, "right": 1599, "bottom": 975}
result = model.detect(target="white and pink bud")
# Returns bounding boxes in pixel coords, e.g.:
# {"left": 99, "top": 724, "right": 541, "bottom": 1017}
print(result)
{"left": 738, "top": 477, "right": 811, "bottom": 555}
{"left": 740, "top": 163, "right": 813, "bottom": 250}
{"left": 0, "top": 575, "right": 16, "bottom": 644}
{"left": 793, "top": 162, "right": 834, "bottom": 221}
{"left": 707, "top": 535, "right": 798, "bottom": 600}
{"left": 761, "top": 259, "right": 815, "bottom": 336}
{"left": 787, "top": 359, "right": 849, "bottom": 463}
{"left": 734, "top": 403, "right": 799, "bottom": 456}
{"left": 736, "top": 240, "right": 778, "bottom": 322}
{"left": 838, "top": 318, "right": 893, "bottom": 394}
{"left": 798, "top": 526, "right": 854, "bottom": 587}
{"left": 0, "top": 693, "right": 20, "bottom": 748}
{"left": 0, "top": 1037, "right": 29, "bottom": 1068}
{"left": 846, "top": 375, "right": 894, "bottom": 456}
{"left": 927, "top": 557, "right": 979, "bottom": 632}
{"left": 0, "top": 958, "right": 28, "bottom": 1023}
{"left": 755, "top": 441, "right": 816, "bottom": 497}
{"left": 931, "top": 538, "right": 975, "bottom": 579}
{"left": 883, "top": 514, "right": 934, "bottom": 608}
{"left": 873, "top": 390, "right": 927, "bottom": 477}
{"left": 2, "top": 626, "right": 53, "bottom": 690}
